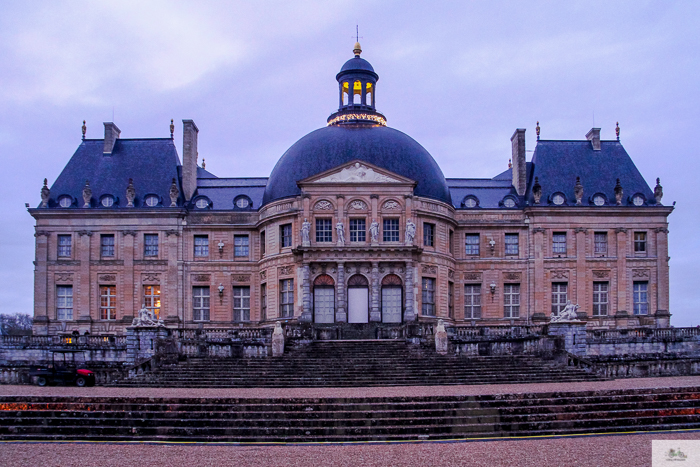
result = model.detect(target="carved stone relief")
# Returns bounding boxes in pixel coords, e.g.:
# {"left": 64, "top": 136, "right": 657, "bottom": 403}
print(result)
{"left": 632, "top": 269, "right": 650, "bottom": 278}
{"left": 448, "top": 270, "right": 455, "bottom": 280}
{"left": 422, "top": 265, "right": 437, "bottom": 275}
{"left": 464, "top": 272, "right": 482, "bottom": 281}
{"left": 232, "top": 274, "right": 250, "bottom": 283}
{"left": 192, "top": 274, "right": 210, "bottom": 282}
{"left": 382, "top": 200, "right": 400, "bottom": 210}
{"left": 313, "top": 163, "right": 402, "bottom": 183}
{"left": 314, "top": 200, "right": 333, "bottom": 211}
{"left": 55, "top": 273, "right": 73, "bottom": 282}
{"left": 142, "top": 273, "right": 160, "bottom": 283}
{"left": 278, "top": 266, "right": 294, "bottom": 276}
{"left": 503, "top": 272, "right": 521, "bottom": 281}
{"left": 260, "top": 270, "right": 267, "bottom": 280}
{"left": 98, "top": 274, "right": 117, "bottom": 282}
{"left": 165, "top": 230, "right": 180, "bottom": 237}
{"left": 592, "top": 270, "right": 610, "bottom": 279}
{"left": 349, "top": 200, "right": 368, "bottom": 210}
{"left": 550, "top": 270, "right": 569, "bottom": 280}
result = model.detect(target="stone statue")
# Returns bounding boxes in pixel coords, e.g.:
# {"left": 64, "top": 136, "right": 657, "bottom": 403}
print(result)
{"left": 40, "top": 178, "right": 50, "bottom": 208}
{"left": 435, "top": 319, "right": 448, "bottom": 355}
{"left": 131, "top": 303, "right": 164, "bottom": 327}
{"left": 126, "top": 178, "right": 136, "bottom": 207}
{"left": 405, "top": 219, "right": 416, "bottom": 245}
{"left": 654, "top": 178, "right": 663, "bottom": 205}
{"left": 271, "top": 321, "right": 285, "bottom": 357}
{"left": 301, "top": 218, "right": 311, "bottom": 246}
{"left": 369, "top": 219, "right": 379, "bottom": 243}
{"left": 550, "top": 301, "right": 581, "bottom": 323}
{"left": 336, "top": 221, "right": 345, "bottom": 245}
{"left": 532, "top": 177, "right": 542, "bottom": 205}
{"left": 169, "top": 178, "right": 179, "bottom": 207}
{"left": 82, "top": 180, "right": 92, "bottom": 208}
{"left": 614, "top": 178, "right": 623, "bottom": 206}
{"left": 574, "top": 177, "right": 583, "bottom": 205}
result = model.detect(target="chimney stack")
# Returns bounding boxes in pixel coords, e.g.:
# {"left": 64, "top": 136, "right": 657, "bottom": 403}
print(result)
{"left": 103, "top": 122, "right": 121, "bottom": 155}
{"left": 182, "top": 119, "right": 199, "bottom": 201}
{"left": 586, "top": 128, "right": 601, "bottom": 151}
{"left": 511, "top": 129, "right": 526, "bottom": 196}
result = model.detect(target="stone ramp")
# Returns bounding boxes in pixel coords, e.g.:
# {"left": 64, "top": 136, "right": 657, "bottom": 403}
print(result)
{"left": 1, "top": 386, "right": 699, "bottom": 442}
{"left": 114, "top": 340, "right": 604, "bottom": 388}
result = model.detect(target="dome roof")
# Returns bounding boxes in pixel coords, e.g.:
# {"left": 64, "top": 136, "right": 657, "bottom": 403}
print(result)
{"left": 340, "top": 57, "right": 375, "bottom": 74}
{"left": 262, "top": 125, "right": 452, "bottom": 205}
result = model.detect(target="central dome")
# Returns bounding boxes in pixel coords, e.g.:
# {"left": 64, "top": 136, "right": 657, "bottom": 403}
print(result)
{"left": 262, "top": 44, "right": 451, "bottom": 206}
{"left": 262, "top": 125, "right": 452, "bottom": 205}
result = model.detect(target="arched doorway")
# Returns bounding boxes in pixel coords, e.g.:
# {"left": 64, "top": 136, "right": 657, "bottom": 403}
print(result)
{"left": 313, "top": 274, "right": 335, "bottom": 323}
{"left": 347, "top": 274, "right": 369, "bottom": 323}
{"left": 381, "top": 274, "right": 403, "bottom": 323}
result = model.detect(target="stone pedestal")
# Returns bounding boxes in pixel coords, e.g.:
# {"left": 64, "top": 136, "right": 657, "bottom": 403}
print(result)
{"left": 615, "top": 310, "right": 629, "bottom": 329}
{"left": 655, "top": 310, "right": 671, "bottom": 328}
{"left": 435, "top": 319, "right": 448, "bottom": 355}
{"left": 126, "top": 326, "right": 170, "bottom": 365}
{"left": 548, "top": 321, "right": 587, "bottom": 356}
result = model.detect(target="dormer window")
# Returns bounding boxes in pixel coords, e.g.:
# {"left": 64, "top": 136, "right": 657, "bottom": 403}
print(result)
{"left": 502, "top": 196, "right": 517, "bottom": 208}
{"left": 552, "top": 193, "right": 566, "bottom": 205}
{"left": 194, "top": 197, "right": 211, "bottom": 209}
{"left": 144, "top": 195, "right": 159, "bottom": 207}
{"left": 58, "top": 195, "right": 72, "bottom": 208}
{"left": 631, "top": 193, "right": 646, "bottom": 206}
{"left": 592, "top": 194, "right": 606, "bottom": 206}
{"left": 100, "top": 195, "right": 115, "bottom": 207}
{"left": 234, "top": 195, "right": 252, "bottom": 209}
{"left": 463, "top": 196, "right": 479, "bottom": 208}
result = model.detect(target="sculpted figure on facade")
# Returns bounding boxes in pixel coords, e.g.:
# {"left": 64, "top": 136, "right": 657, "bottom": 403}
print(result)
{"left": 301, "top": 218, "right": 311, "bottom": 246}
{"left": 369, "top": 219, "right": 379, "bottom": 243}
{"left": 614, "top": 178, "right": 623, "bottom": 205}
{"left": 40, "top": 178, "right": 50, "bottom": 208}
{"left": 654, "top": 178, "right": 663, "bottom": 204}
{"left": 405, "top": 219, "right": 416, "bottom": 245}
{"left": 169, "top": 178, "right": 179, "bottom": 207}
{"left": 126, "top": 178, "right": 136, "bottom": 207}
{"left": 336, "top": 221, "right": 345, "bottom": 246}
{"left": 550, "top": 301, "right": 581, "bottom": 322}
{"left": 574, "top": 177, "right": 583, "bottom": 205}
{"left": 532, "top": 177, "right": 542, "bottom": 205}
{"left": 82, "top": 180, "right": 92, "bottom": 208}
{"left": 131, "top": 304, "right": 164, "bottom": 327}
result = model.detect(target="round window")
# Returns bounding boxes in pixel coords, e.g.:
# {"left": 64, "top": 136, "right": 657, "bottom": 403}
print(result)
{"left": 195, "top": 198, "right": 209, "bottom": 209}
{"left": 58, "top": 196, "right": 72, "bottom": 208}
{"left": 593, "top": 195, "right": 605, "bottom": 206}
{"left": 503, "top": 198, "right": 516, "bottom": 208}
{"left": 235, "top": 197, "right": 249, "bottom": 208}
{"left": 632, "top": 194, "right": 645, "bottom": 206}
{"left": 101, "top": 196, "right": 114, "bottom": 207}
{"left": 464, "top": 197, "right": 477, "bottom": 208}
{"left": 552, "top": 193, "right": 565, "bottom": 205}
{"left": 145, "top": 195, "right": 159, "bottom": 207}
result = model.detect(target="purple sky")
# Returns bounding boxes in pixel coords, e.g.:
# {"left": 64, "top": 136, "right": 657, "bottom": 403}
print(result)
{"left": 1, "top": 2, "right": 697, "bottom": 325}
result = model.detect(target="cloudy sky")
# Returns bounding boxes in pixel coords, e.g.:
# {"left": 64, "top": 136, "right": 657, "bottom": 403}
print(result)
{"left": 1, "top": 1, "right": 698, "bottom": 324}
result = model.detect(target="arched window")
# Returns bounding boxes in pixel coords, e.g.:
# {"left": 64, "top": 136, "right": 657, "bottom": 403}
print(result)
{"left": 381, "top": 274, "right": 402, "bottom": 323}
{"left": 365, "top": 82, "right": 373, "bottom": 107}
{"left": 343, "top": 81, "right": 349, "bottom": 105}
{"left": 347, "top": 274, "right": 369, "bottom": 324}
{"left": 353, "top": 80, "right": 362, "bottom": 105}
{"left": 313, "top": 274, "right": 335, "bottom": 323}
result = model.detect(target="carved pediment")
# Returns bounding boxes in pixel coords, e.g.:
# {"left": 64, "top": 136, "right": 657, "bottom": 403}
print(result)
{"left": 299, "top": 160, "right": 415, "bottom": 185}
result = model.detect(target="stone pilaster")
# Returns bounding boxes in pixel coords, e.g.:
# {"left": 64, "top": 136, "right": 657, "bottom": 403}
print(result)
{"left": 548, "top": 321, "right": 587, "bottom": 356}
{"left": 575, "top": 228, "right": 587, "bottom": 312}
{"left": 336, "top": 262, "right": 347, "bottom": 322}
{"left": 655, "top": 228, "right": 670, "bottom": 321}
{"left": 77, "top": 231, "right": 92, "bottom": 322}
{"left": 166, "top": 230, "right": 180, "bottom": 324}
{"left": 123, "top": 231, "right": 135, "bottom": 322}
{"left": 533, "top": 228, "right": 545, "bottom": 314}
{"left": 615, "top": 228, "right": 628, "bottom": 314}
{"left": 33, "top": 231, "right": 50, "bottom": 335}
{"left": 370, "top": 261, "right": 381, "bottom": 322}
{"left": 300, "top": 263, "right": 312, "bottom": 322}
{"left": 404, "top": 260, "right": 415, "bottom": 321}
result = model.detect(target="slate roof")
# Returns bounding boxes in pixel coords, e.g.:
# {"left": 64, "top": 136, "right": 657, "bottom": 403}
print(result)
{"left": 526, "top": 140, "right": 654, "bottom": 206}
{"left": 46, "top": 139, "right": 182, "bottom": 208}
{"left": 195, "top": 176, "right": 268, "bottom": 211}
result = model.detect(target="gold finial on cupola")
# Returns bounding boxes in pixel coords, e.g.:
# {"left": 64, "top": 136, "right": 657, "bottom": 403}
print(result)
{"left": 82, "top": 120, "right": 86, "bottom": 140}
{"left": 616, "top": 121, "right": 620, "bottom": 141}
{"left": 536, "top": 121, "right": 540, "bottom": 140}
{"left": 170, "top": 119, "right": 174, "bottom": 139}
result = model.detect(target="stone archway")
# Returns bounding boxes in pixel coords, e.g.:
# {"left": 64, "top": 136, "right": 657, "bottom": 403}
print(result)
{"left": 347, "top": 274, "right": 369, "bottom": 324}
{"left": 381, "top": 274, "right": 403, "bottom": 323}
{"left": 313, "top": 274, "right": 335, "bottom": 323}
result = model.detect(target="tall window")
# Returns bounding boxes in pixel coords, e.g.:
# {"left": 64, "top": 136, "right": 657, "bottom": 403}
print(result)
{"left": 593, "top": 282, "right": 609, "bottom": 316}
{"left": 193, "top": 286, "right": 210, "bottom": 321}
{"left": 194, "top": 235, "right": 209, "bottom": 257}
{"left": 552, "top": 232, "right": 566, "bottom": 255}
{"left": 101, "top": 234, "right": 115, "bottom": 257}
{"left": 504, "top": 284, "right": 520, "bottom": 318}
{"left": 233, "top": 286, "right": 250, "bottom": 322}
{"left": 234, "top": 235, "right": 249, "bottom": 257}
{"left": 100, "top": 285, "right": 117, "bottom": 320}
{"left": 594, "top": 232, "right": 608, "bottom": 255}
{"left": 464, "top": 284, "right": 481, "bottom": 319}
{"left": 57, "top": 235, "right": 71, "bottom": 258}
{"left": 633, "top": 281, "right": 649, "bottom": 315}
{"left": 349, "top": 218, "right": 366, "bottom": 242}
{"left": 551, "top": 283, "right": 568, "bottom": 316}
{"left": 634, "top": 232, "right": 647, "bottom": 254}
{"left": 144, "top": 234, "right": 158, "bottom": 257}
{"left": 280, "top": 279, "right": 294, "bottom": 318}
{"left": 448, "top": 282, "right": 454, "bottom": 318}
{"left": 383, "top": 219, "right": 399, "bottom": 242}
{"left": 56, "top": 285, "right": 73, "bottom": 320}
{"left": 316, "top": 219, "right": 332, "bottom": 243}
{"left": 424, "top": 223, "right": 435, "bottom": 247}
{"left": 449, "top": 230, "right": 454, "bottom": 254}
{"left": 144, "top": 285, "right": 161, "bottom": 319}
{"left": 280, "top": 224, "right": 292, "bottom": 248}
{"left": 260, "top": 283, "right": 267, "bottom": 321}
{"left": 260, "top": 231, "right": 266, "bottom": 256}
{"left": 505, "top": 234, "right": 519, "bottom": 256}
{"left": 465, "top": 234, "right": 480, "bottom": 256}
{"left": 421, "top": 278, "right": 435, "bottom": 316}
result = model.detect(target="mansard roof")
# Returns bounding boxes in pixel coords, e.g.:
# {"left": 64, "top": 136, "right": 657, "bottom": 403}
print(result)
{"left": 46, "top": 138, "right": 182, "bottom": 208}
{"left": 526, "top": 140, "right": 654, "bottom": 206}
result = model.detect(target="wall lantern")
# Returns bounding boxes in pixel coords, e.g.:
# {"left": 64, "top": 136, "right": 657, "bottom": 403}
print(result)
{"left": 488, "top": 238, "right": 496, "bottom": 254}
{"left": 217, "top": 283, "right": 225, "bottom": 296}
{"left": 218, "top": 241, "right": 225, "bottom": 253}
{"left": 489, "top": 282, "right": 497, "bottom": 294}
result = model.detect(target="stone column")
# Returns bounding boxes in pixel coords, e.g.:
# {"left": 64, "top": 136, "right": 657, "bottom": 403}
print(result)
{"left": 336, "top": 262, "right": 347, "bottom": 322}
{"left": 404, "top": 261, "right": 415, "bottom": 321}
{"left": 123, "top": 231, "right": 136, "bottom": 323}
{"left": 370, "top": 262, "right": 381, "bottom": 322}
{"left": 166, "top": 231, "right": 181, "bottom": 325}
{"left": 655, "top": 227, "right": 670, "bottom": 324}
{"left": 77, "top": 231, "right": 93, "bottom": 322}
{"left": 615, "top": 228, "right": 628, "bottom": 315}
{"left": 533, "top": 228, "right": 546, "bottom": 315}
{"left": 300, "top": 263, "right": 312, "bottom": 322}
{"left": 575, "top": 228, "right": 587, "bottom": 313}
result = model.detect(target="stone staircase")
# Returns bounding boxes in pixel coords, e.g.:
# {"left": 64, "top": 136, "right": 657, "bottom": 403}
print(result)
{"left": 2, "top": 387, "right": 700, "bottom": 442}
{"left": 114, "top": 340, "right": 603, "bottom": 388}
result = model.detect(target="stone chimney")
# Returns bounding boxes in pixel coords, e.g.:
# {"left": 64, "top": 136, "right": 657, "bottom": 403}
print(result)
{"left": 586, "top": 128, "right": 601, "bottom": 151}
{"left": 182, "top": 119, "right": 199, "bottom": 201}
{"left": 103, "top": 122, "right": 121, "bottom": 155}
{"left": 511, "top": 129, "right": 526, "bottom": 196}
